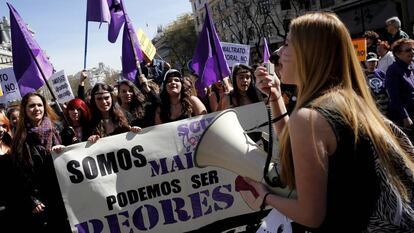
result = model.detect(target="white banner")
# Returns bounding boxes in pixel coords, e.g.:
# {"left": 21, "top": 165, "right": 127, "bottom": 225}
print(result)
{"left": 0, "top": 67, "right": 21, "bottom": 104}
{"left": 221, "top": 42, "right": 250, "bottom": 68}
{"left": 53, "top": 103, "right": 285, "bottom": 233}
{"left": 49, "top": 70, "right": 74, "bottom": 104}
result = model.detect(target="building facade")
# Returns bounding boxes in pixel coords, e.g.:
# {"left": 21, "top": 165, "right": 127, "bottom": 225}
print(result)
{"left": 189, "top": 0, "right": 413, "bottom": 63}
{"left": 0, "top": 16, "right": 12, "bottom": 69}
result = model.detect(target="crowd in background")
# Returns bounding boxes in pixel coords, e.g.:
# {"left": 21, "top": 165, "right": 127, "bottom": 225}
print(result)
{"left": 0, "top": 13, "right": 412, "bottom": 233}
{"left": 361, "top": 16, "right": 414, "bottom": 142}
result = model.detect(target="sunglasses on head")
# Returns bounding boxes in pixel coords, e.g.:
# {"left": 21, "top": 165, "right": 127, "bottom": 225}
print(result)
{"left": 401, "top": 48, "right": 414, "bottom": 53}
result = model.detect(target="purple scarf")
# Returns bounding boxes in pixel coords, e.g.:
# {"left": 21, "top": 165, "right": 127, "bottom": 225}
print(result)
{"left": 27, "top": 117, "right": 61, "bottom": 152}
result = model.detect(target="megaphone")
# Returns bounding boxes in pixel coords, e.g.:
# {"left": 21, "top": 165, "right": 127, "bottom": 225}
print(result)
{"left": 194, "top": 109, "right": 295, "bottom": 198}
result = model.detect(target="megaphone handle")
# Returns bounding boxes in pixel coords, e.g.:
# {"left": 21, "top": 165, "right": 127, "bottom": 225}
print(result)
{"left": 263, "top": 105, "right": 285, "bottom": 188}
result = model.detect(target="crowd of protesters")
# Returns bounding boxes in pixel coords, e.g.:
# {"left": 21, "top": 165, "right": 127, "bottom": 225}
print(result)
{"left": 0, "top": 13, "right": 412, "bottom": 233}
{"left": 0, "top": 53, "right": 270, "bottom": 231}
{"left": 360, "top": 16, "right": 414, "bottom": 143}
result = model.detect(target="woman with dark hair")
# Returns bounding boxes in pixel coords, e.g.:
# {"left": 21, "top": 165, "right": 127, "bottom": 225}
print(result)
{"left": 88, "top": 83, "right": 141, "bottom": 143}
{"left": 117, "top": 79, "right": 160, "bottom": 128}
{"left": 223, "top": 64, "right": 263, "bottom": 109}
{"left": 9, "top": 92, "right": 70, "bottom": 232}
{"left": 155, "top": 69, "right": 206, "bottom": 124}
{"left": 61, "top": 98, "right": 92, "bottom": 145}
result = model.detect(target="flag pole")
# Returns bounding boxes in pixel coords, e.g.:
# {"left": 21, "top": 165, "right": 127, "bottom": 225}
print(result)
{"left": 83, "top": 10, "right": 89, "bottom": 69}
{"left": 156, "top": 53, "right": 165, "bottom": 62}
{"left": 120, "top": 1, "right": 143, "bottom": 77}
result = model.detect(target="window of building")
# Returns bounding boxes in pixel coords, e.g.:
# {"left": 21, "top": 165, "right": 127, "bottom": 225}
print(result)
{"left": 248, "top": 27, "right": 256, "bottom": 38}
{"left": 299, "top": 0, "right": 311, "bottom": 10}
{"left": 231, "top": 34, "right": 236, "bottom": 43}
{"left": 216, "top": 2, "right": 221, "bottom": 11}
{"left": 283, "top": 19, "right": 291, "bottom": 32}
{"left": 235, "top": 12, "right": 241, "bottom": 22}
{"left": 320, "top": 0, "right": 335, "bottom": 8}
{"left": 264, "top": 23, "right": 274, "bottom": 37}
{"left": 280, "top": 0, "right": 291, "bottom": 10}
{"left": 227, "top": 17, "right": 233, "bottom": 26}
{"left": 258, "top": 0, "right": 270, "bottom": 15}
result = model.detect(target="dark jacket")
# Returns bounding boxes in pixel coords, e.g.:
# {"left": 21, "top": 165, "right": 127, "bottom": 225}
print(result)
{"left": 131, "top": 89, "right": 160, "bottom": 128}
{"left": 385, "top": 58, "right": 414, "bottom": 124}
{"left": 9, "top": 124, "right": 71, "bottom": 232}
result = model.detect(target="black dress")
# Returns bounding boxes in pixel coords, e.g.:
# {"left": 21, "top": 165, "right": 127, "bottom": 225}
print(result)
{"left": 8, "top": 129, "right": 71, "bottom": 233}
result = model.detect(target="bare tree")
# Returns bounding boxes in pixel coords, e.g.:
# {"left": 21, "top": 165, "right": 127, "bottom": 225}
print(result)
{"left": 163, "top": 13, "right": 197, "bottom": 74}
{"left": 211, "top": 0, "right": 306, "bottom": 62}
{"left": 211, "top": 0, "right": 254, "bottom": 45}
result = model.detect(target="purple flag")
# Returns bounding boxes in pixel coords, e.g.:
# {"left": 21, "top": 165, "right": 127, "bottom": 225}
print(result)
{"left": 263, "top": 38, "right": 270, "bottom": 63}
{"left": 86, "top": 0, "right": 111, "bottom": 23}
{"left": 122, "top": 15, "right": 144, "bottom": 81}
{"left": 191, "top": 4, "right": 230, "bottom": 97}
{"left": 8, "top": 3, "right": 54, "bottom": 97}
{"left": 108, "top": 0, "right": 125, "bottom": 43}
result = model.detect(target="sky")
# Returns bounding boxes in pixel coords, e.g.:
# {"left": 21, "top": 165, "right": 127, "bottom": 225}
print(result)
{"left": 0, "top": 0, "right": 193, "bottom": 75}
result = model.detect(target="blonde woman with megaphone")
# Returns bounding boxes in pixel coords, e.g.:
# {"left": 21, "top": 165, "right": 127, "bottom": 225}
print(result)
{"left": 245, "top": 12, "right": 414, "bottom": 233}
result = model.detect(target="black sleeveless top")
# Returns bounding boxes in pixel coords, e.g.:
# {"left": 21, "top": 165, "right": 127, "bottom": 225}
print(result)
{"left": 312, "top": 107, "right": 381, "bottom": 232}
{"left": 292, "top": 107, "right": 414, "bottom": 232}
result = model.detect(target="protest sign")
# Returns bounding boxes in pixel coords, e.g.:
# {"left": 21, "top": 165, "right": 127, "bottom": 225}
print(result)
{"left": 49, "top": 70, "right": 74, "bottom": 104}
{"left": 0, "top": 67, "right": 21, "bottom": 104}
{"left": 137, "top": 28, "right": 156, "bottom": 62}
{"left": 352, "top": 38, "right": 367, "bottom": 62}
{"left": 221, "top": 42, "right": 250, "bottom": 67}
{"left": 53, "top": 103, "right": 287, "bottom": 233}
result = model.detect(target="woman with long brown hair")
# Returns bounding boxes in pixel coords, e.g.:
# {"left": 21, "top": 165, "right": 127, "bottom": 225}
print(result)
{"left": 246, "top": 12, "right": 414, "bottom": 232}
{"left": 117, "top": 79, "right": 160, "bottom": 128}
{"left": 223, "top": 64, "right": 262, "bottom": 109}
{"left": 10, "top": 92, "right": 70, "bottom": 232}
{"left": 88, "top": 83, "right": 141, "bottom": 143}
{"left": 155, "top": 69, "right": 206, "bottom": 124}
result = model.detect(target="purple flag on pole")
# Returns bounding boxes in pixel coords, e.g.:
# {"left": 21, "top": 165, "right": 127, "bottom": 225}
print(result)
{"left": 122, "top": 15, "right": 144, "bottom": 81}
{"left": 108, "top": 0, "right": 125, "bottom": 43}
{"left": 86, "top": 0, "right": 111, "bottom": 23}
{"left": 263, "top": 38, "right": 270, "bottom": 63}
{"left": 191, "top": 4, "right": 230, "bottom": 97}
{"left": 8, "top": 3, "right": 54, "bottom": 97}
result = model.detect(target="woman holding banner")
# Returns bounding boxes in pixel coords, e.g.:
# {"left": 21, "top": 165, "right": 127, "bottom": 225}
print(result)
{"left": 155, "top": 69, "right": 206, "bottom": 124}
{"left": 246, "top": 12, "right": 414, "bottom": 232}
{"left": 88, "top": 83, "right": 141, "bottom": 143}
{"left": 10, "top": 93, "right": 70, "bottom": 232}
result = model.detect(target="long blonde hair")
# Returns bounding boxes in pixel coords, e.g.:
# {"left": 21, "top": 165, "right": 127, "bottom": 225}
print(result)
{"left": 279, "top": 12, "right": 414, "bottom": 201}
